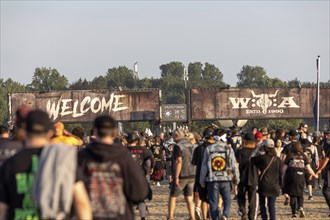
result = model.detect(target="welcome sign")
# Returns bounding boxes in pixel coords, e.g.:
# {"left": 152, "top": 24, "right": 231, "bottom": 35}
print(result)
{"left": 10, "top": 89, "right": 161, "bottom": 122}
{"left": 191, "top": 88, "right": 330, "bottom": 120}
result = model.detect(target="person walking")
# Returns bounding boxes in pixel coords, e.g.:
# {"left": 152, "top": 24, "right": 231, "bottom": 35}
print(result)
{"left": 251, "top": 139, "right": 282, "bottom": 220}
{"left": 301, "top": 137, "right": 319, "bottom": 200}
{"left": 150, "top": 136, "right": 165, "bottom": 186}
{"left": 168, "top": 128, "right": 196, "bottom": 220}
{"left": 235, "top": 133, "right": 259, "bottom": 220}
{"left": 192, "top": 126, "right": 216, "bottom": 220}
{"left": 0, "top": 107, "right": 31, "bottom": 166}
{"left": 0, "top": 110, "right": 92, "bottom": 220}
{"left": 78, "top": 115, "right": 149, "bottom": 220}
{"left": 0, "top": 125, "right": 23, "bottom": 166}
{"left": 127, "top": 132, "right": 153, "bottom": 220}
{"left": 282, "top": 141, "right": 318, "bottom": 218}
{"left": 316, "top": 131, "right": 330, "bottom": 217}
{"left": 200, "top": 128, "right": 240, "bottom": 220}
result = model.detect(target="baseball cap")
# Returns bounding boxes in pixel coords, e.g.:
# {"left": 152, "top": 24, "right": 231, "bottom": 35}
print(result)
{"left": 288, "top": 130, "right": 298, "bottom": 136}
{"left": 26, "top": 110, "right": 51, "bottom": 134}
{"left": 244, "top": 132, "right": 255, "bottom": 141}
{"left": 254, "top": 131, "right": 263, "bottom": 140}
{"left": 263, "top": 139, "right": 275, "bottom": 148}
{"left": 126, "top": 132, "right": 140, "bottom": 143}
{"left": 203, "top": 127, "right": 215, "bottom": 139}
{"left": 94, "top": 115, "right": 116, "bottom": 136}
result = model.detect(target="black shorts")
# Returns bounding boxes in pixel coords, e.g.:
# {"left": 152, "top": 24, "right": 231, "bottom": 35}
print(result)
{"left": 194, "top": 182, "right": 208, "bottom": 202}
{"left": 170, "top": 178, "right": 194, "bottom": 197}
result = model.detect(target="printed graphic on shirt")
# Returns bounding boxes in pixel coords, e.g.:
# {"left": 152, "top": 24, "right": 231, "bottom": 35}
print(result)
{"left": 0, "top": 149, "right": 18, "bottom": 166}
{"left": 289, "top": 155, "right": 305, "bottom": 169}
{"left": 152, "top": 145, "right": 163, "bottom": 162}
{"left": 165, "top": 144, "right": 174, "bottom": 159}
{"left": 129, "top": 149, "right": 143, "bottom": 166}
{"left": 211, "top": 151, "right": 227, "bottom": 173}
{"left": 86, "top": 161, "right": 126, "bottom": 218}
{"left": 14, "top": 155, "right": 39, "bottom": 220}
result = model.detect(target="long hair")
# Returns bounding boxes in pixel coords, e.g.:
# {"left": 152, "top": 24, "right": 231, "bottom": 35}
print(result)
{"left": 288, "top": 142, "right": 308, "bottom": 160}
{"left": 264, "top": 147, "right": 277, "bottom": 157}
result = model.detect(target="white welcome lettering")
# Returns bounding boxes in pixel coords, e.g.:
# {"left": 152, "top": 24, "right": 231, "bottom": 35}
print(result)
{"left": 60, "top": 99, "right": 73, "bottom": 117}
{"left": 113, "top": 95, "right": 128, "bottom": 112}
{"left": 46, "top": 99, "right": 61, "bottom": 120}
{"left": 46, "top": 94, "right": 129, "bottom": 120}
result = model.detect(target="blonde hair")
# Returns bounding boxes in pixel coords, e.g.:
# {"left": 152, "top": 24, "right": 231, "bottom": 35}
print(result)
{"left": 185, "top": 132, "right": 195, "bottom": 144}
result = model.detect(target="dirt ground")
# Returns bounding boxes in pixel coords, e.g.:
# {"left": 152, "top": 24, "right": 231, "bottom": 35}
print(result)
{"left": 137, "top": 181, "right": 329, "bottom": 220}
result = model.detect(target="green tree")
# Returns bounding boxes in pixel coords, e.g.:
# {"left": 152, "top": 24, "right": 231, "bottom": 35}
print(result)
{"left": 159, "top": 62, "right": 184, "bottom": 78}
{"left": 237, "top": 65, "right": 271, "bottom": 88}
{"left": 106, "top": 66, "right": 135, "bottom": 89}
{"left": 201, "top": 62, "right": 226, "bottom": 88}
{"left": 187, "top": 62, "right": 203, "bottom": 88}
{"left": 321, "top": 80, "right": 330, "bottom": 88}
{"left": 271, "top": 77, "right": 288, "bottom": 88}
{"left": 69, "top": 78, "right": 93, "bottom": 90}
{"left": 138, "top": 77, "right": 153, "bottom": 89}
{"left": 160, "top": 75, "right": 185, "bottom": 104}
{"left": 288, "top": 77, "right": 301, "bottom": 88}
{"left": 0, "top": 78, "right": 27, "bottom": 124}
{"left": 28, "top": 67, "right": 68, "bottom": 92}
{"left": 236, "top": 65, "right": 303, "bottom": 131}
{"left": 159, "top": 62, "right": 186, "bottom": 104}
{"left": 90, "top": 76, "right": 108, "bottom": 90}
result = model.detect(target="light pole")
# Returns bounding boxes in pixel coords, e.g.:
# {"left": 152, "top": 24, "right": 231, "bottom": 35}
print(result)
{"left": 183, "top": 65, "right": 190, "bottom": 127}
{"left": 133, "top": 62, "right": 139, "bottom": 89}
{"left": 316, "top": 56, "right": 320, "bottom": 132}
{"left": 183, "top": 65, "right": 188, "bottom": 89}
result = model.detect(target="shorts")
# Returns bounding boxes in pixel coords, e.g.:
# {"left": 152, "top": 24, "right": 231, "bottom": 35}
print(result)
{"left": 170, "top": 178, "right": 194, "bottom": 197}
{"left": 194, "top": 182, "right": 208, "bottom": 202}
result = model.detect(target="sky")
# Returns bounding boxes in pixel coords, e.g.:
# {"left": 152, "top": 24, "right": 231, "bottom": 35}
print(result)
{"left": 1, "top": 1, "right": 329, "bottom": 86}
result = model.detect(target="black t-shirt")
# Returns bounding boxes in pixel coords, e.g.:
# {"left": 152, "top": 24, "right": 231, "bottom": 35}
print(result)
{"left": 150, "top": 144, "right": 164, "bottom": 170}
{"left": 191, "top": 142, "right": 210, "bottom": 182}
{"left": 0, "top": 139, "right": 23, "bottom": 166}
{"left": 0, "top": 147, "right": 82, "bottom": 220}
{"left": 284, "top": 153, "right": 309, "bottom": 171}
{"left": 281, "top": 143, "right": 291, "bottom": 155}
{"left": 127, "top": 145, "right": 153, "bottom": 174}
{"left": 165, "top": 143, "right": 175, "bottom": 161}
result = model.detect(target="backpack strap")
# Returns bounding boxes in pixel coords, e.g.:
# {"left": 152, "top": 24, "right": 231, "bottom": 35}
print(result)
{"left": 259, "top": 156, "right": 275, "bottom": 181}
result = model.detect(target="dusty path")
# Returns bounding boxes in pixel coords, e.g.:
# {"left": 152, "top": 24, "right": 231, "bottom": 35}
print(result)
{"left": 138, "top": 182, "right": 329, "bottom": 220}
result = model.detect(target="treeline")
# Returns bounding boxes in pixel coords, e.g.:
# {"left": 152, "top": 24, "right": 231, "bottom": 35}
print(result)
{"left": 1, "top": 62, "right": 329, "bottom": 132}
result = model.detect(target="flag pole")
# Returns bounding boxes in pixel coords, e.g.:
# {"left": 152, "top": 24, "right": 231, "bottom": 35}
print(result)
{"left": 316, "top": 56, "right": 320, "bottom": 132}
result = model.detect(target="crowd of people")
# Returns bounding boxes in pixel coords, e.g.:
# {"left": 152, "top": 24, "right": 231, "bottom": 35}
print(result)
{"left": 0, "top": 107, "right": 330, "bottom": 220}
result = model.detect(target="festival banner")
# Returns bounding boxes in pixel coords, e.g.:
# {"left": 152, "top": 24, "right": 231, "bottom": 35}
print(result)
{"left": 10, "top": 89, "right": 161, "bottom": 122}
{"left": 190, "top": 88, "right": 330, "bottom": 120}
